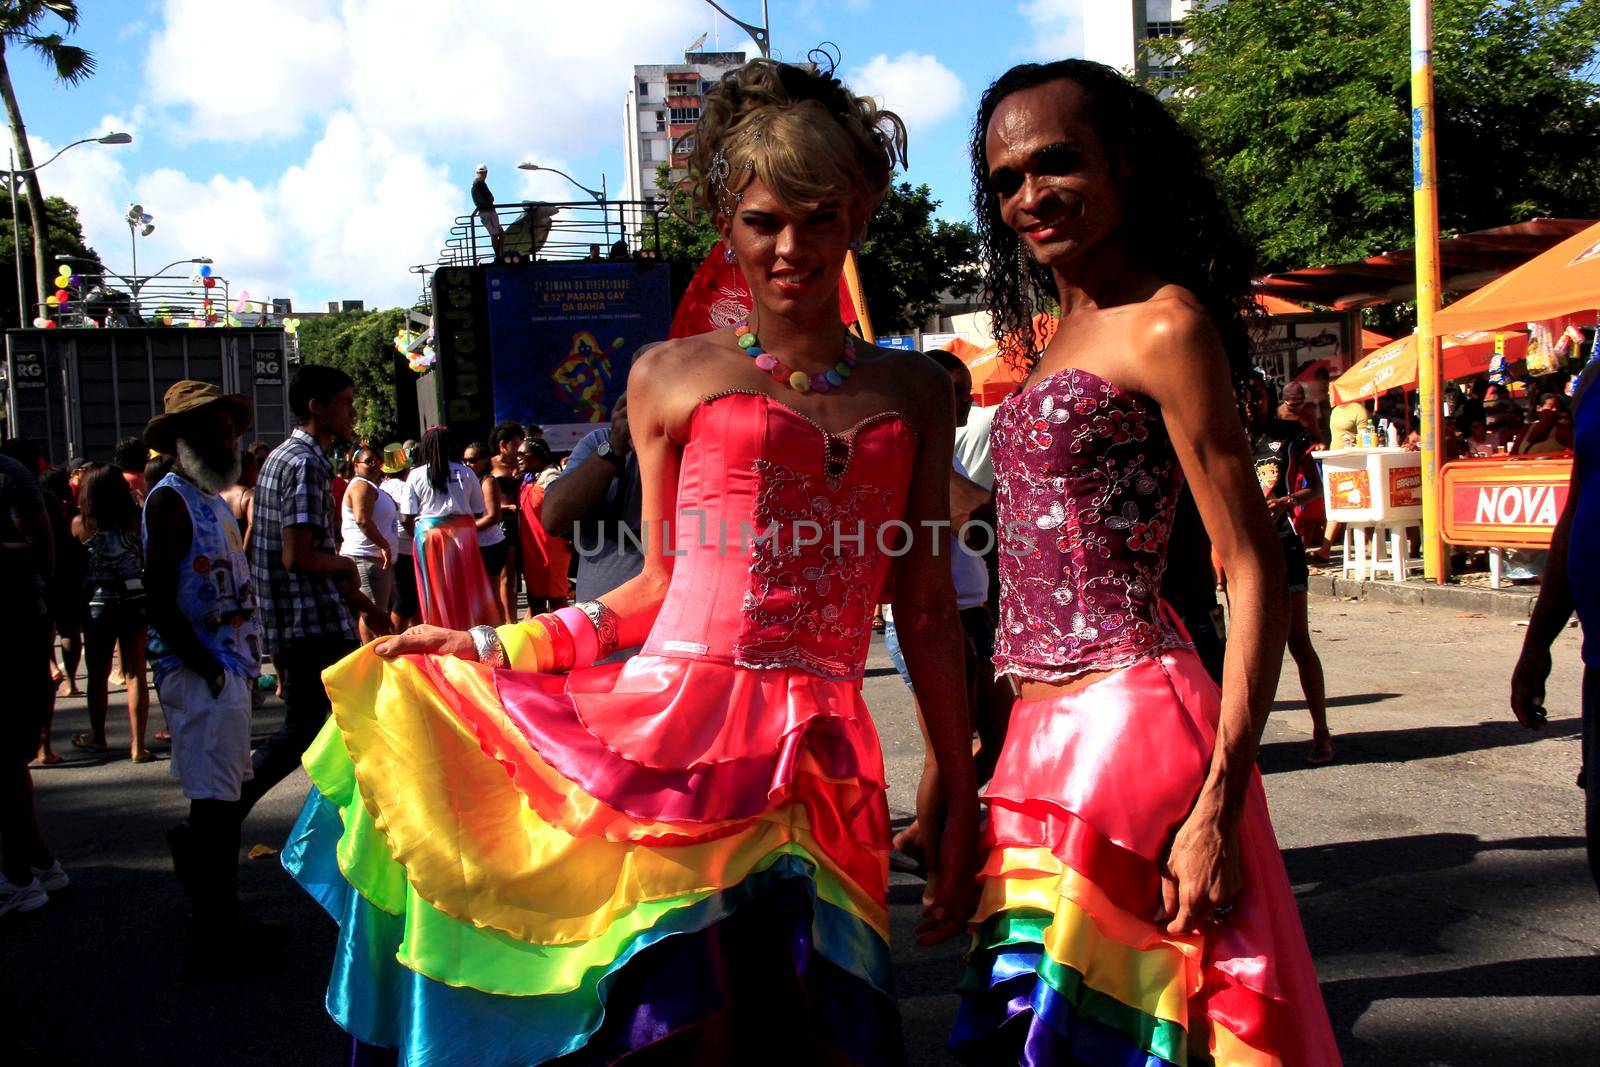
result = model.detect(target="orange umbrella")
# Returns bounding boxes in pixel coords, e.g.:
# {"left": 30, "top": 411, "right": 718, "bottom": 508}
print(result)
{"left": 1433, "top": 219, "right": 1600, "bottom": 335}
{"left": 1330, "top": 331, "right": 1529, "bottom": 405}
{"left": 1256, "top": 293, "right": 1390, "bottom": 356}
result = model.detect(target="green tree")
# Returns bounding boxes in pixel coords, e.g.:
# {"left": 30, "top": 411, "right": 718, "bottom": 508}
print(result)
{"left": 0, "top": 1, "right": 95, "bottom": 322}
{"left": 1162, "top": 0, "right": 1600, "bottom": 281}
{"left": 652, "top": 162, "right": 719, "bottom": 263}
{"left": 856, "top": 182, "right": 979, "bottom": 335}
{"left": 297, "top": 307, "right": 408, "bottom": 442}
{"left": 0, "top": 192, "right": 102, "bottom": 324}
{"left": 651, "top": 164, "right": 979, "bottom": 334}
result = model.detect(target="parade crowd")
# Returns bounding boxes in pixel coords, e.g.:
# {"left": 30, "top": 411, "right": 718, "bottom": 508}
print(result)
{"left": 1, "top": 52, "right": 1593, "bottom": 1067}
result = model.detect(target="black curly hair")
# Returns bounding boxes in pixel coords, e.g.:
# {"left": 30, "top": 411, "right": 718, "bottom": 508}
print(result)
{"left": 970, "top": 60, "right": 1260, "bottom": 388}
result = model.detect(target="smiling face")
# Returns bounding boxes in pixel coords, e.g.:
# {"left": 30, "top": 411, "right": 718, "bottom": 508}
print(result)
{"left": 984, "top": 79, "right": 1125, "bottom": 273}
{"left": 716, "top": 177, "right": 856, "bottom": 320}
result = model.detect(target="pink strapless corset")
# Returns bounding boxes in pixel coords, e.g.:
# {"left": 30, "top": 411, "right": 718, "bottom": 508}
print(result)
{"left": 990, "top": 367, "right": 1189, "bottom": 683}
{"left": 643, "top": 390, "right": 917, "bottom": 681}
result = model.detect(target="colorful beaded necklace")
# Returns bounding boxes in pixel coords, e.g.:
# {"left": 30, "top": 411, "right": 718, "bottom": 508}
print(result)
{"left": 734, "top": 319, "right": 858, "bottom": 394}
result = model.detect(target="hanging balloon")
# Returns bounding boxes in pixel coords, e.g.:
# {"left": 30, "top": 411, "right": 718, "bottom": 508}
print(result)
{"left": 55, "top": 288, "right": 71, "bottom": 302}
{"left": 55, "top": 275, "right": 70, "bottom": 290}
{"left": 282, "top": 317, "right": 299, "bottom": 334}
{"left": 42, "top": 320, "right": 57, "bottom": 329}
{"left": 69, "top": 274, "right": 80, "bottom": 287}
{"left": 31, "top": 316, "right": 47, "bottom": 328}
{"left": 233, "top": 290, "right": 250, "bottom": 314}
{"left": 198, "top": 264, "right": 212, "bottom": 278}
{"left": 202, "top": 276, "right": 216, "bottom": 289}
{"left": 45, "top": 295, "right": 59, "bottom": 307}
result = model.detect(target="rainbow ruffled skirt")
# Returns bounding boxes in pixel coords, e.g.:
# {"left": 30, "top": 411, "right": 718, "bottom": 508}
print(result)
{"left": 951, "top": 652, "right": 1342, "bottom": 1066}
{"left": 283, "top": 646, "right": 902, "bottom": 1064}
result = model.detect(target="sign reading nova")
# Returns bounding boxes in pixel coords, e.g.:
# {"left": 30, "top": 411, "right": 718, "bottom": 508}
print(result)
{"left": 1440, "top": 458, "right": 1573, "bottom": 548}
{"left": 486, "top": 262, "right": 672, "bottom": 450}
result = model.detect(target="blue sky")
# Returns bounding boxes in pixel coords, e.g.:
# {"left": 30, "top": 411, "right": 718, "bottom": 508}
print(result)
{"left": 18, "top": 0, "right": 1087, "bottom": 309}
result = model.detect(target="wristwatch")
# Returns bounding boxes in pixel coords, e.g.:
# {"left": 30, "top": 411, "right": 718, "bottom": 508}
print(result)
{"left": 595, "top": 439, "right": 627, "bottom": 471}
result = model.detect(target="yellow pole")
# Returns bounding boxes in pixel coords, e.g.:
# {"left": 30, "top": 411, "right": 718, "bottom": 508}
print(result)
{"left": 843, "top": 249, "right": 876, "bottom": 344}
{"left": 1412, "top": 0, "right": 1447, "bottom": 583}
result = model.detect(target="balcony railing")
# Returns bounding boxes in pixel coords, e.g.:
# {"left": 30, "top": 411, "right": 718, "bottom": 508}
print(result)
{"left": 442, "top": 198, "right": 667, "bottom": 268}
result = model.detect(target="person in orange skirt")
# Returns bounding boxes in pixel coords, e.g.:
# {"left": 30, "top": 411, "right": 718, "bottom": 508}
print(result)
{"left": 516, "top": 437, "right": 571, "bottom": 614}
{"left": 401, "top": 427, "right": 497, "bottom": 630}
{"left": 952, "top": 59, "right": 1341, "bottom": 1064}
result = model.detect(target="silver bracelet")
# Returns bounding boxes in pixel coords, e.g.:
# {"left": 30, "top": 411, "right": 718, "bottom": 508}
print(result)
{"left": 576, "top": 600, "right": 621, "bottom": 657}
{"left": 468, "top": 624, "right": 507, "bottom": 669}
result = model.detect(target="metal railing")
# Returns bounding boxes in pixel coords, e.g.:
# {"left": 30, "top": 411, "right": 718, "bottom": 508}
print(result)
{"left": 44, "top": 270, "right": 233, "bottom": 327}
{"left": 440, "top": 198, "right": 666, "bottom": 268}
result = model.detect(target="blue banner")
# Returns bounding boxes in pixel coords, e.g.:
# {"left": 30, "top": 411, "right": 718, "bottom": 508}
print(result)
{"left": 486, "top": 262, "right": 672, "bottom": 449}
{"left": 876, "top": 335, "right": 918, "bottom": 351}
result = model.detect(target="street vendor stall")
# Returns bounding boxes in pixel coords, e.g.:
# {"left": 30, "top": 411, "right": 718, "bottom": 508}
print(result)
{"left": 1440, "top": 456, "right": 1574, "bottom": 588}
{"left": 1314, "top": 446, "right": 1424, "bottom": 580}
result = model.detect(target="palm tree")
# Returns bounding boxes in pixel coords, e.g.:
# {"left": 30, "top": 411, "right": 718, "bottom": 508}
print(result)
{"left": 0, "top": 1, "right": 94, "bottom": 321}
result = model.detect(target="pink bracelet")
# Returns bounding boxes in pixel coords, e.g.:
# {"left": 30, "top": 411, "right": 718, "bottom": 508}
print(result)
{"left": 554, "top": 606, "right": 600, "bottom": 669}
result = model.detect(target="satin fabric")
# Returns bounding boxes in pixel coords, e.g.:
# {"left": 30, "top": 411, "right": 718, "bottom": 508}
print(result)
{"left": 955, "top": 650, "right": 1341, "bottom": 1066}
{"left": 286, "top": 389, "right": 917, "bottom": 1064}
{"left": 412, "top": 513, "right": 497, "bottom": 629}
{"left": 516, "top": 479, "right": 573, "bottom": 600}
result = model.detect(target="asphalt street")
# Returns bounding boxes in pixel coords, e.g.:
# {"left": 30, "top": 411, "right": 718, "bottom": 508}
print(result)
{"left": 3, "top": 595, "right": 1595, "bottom": 1065}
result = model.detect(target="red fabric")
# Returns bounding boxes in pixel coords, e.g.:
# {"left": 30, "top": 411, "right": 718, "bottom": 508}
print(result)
{"left": 517, "top": 480, "right": 572, "bottom": 599}
{"left": 981, "top": 650, "right": 1342, "bottom": 1064}
{"left": 414, "top": 513, "right": 498, "bottom": 629}
{"left": 668, "top": 242, "right": 858, "bottom": 340}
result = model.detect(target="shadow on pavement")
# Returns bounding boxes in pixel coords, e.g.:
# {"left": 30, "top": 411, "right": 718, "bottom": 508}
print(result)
{"left": 1271, "top": 691, "right": 1403, "bottom": 712}
{"left": 1259, "top": 716, "right": 1580, "bottom": 775}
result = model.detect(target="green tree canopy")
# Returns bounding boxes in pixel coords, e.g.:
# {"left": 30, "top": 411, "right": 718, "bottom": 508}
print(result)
{"left": 653, "top": 164, "right": 979, "bottom": 335}
{"left": 0, "top": 192, "right": 103, "bottom": 324}
{"left": 1163, "top": 0, "right": 1600, "bottom": 280}
{"left": 296, "top": 307, "right": 408, "bottom": 442}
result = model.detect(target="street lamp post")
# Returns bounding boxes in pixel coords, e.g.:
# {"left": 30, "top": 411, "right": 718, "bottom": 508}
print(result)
{"left": 517, "top": 163, "right": 611, "bottom": 246}
{"left": 6, "top": 132, "right": 133, "bottom": 328}
{"left": 125, "top": 204, "right": 156, "bottom": 319}
{"left": 700, "top": 0, "right": 770, "bottom": 56}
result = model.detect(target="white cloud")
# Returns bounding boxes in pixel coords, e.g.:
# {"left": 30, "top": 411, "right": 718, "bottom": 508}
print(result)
{"left": 848, "top": 52, "right": 965, "bottom": 132}
{"left": 143, "top": 0, "right": 745, "bottom": 159}
{"left": 100, "top": 0, "right": 759, "bottom": 306}
{"left": 1018, "top": 0, "right": 1085, "bottom": 60}
{"left": 144, "top": 0, "right": 348, "bottom": 142}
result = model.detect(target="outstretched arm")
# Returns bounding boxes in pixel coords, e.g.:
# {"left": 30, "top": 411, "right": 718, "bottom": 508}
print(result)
{"left": 1511, "top": 463, "right": 1578, "bottom": 729}
{"left": 1133, "top": 306, "right": 1288, "bottom": 934}
{"left": 889, "top": 358, "right": 980, "bottom": 945}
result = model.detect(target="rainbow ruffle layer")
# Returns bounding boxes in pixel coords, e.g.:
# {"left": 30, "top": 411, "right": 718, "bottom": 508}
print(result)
{"left": 283, "top": 646, "right": 901, "bottom": 1064}
{"left": 950, "top": 652, "right": 1341, "bottom": 1066}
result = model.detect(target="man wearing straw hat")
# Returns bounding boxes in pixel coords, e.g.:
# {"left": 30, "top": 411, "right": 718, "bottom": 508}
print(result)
{"left": 142, "top": 381, "right": 267, "bottom": 958}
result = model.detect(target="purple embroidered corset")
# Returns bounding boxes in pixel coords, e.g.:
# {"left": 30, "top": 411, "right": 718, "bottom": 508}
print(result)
{"left": 990, "top": 368, "right": 1189, "bottom": 683}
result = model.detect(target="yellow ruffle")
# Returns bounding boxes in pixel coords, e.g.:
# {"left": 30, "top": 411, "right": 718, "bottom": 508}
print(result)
{"left": 315, "top": 645, "right": 887, "bottom": 945}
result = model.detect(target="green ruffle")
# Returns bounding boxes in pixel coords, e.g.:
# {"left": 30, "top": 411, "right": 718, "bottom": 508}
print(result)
{"left": 298, "top": 715, "right": 884, "bottom": 997}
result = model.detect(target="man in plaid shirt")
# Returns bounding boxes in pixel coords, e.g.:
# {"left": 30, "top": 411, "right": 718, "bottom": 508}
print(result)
{"left": 239, "top": 365, "right": 387, "bottom": 816}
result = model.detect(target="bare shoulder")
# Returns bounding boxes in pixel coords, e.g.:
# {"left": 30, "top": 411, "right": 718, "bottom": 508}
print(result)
{"left": 1119, "top": 288, "right": 1229, "bottom": 396}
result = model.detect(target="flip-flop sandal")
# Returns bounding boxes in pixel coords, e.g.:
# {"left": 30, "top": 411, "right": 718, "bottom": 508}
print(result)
{"left": 131, "top": 751, "right": 156, "bottom": 764}
{"left": 1305, "top": 747, "right": 1336, "bottom": 766}
{"left": 71, "top": 733, "right": 110, "bottom": 753}
{"left": 30, "top": 753, "right": 64, "bottom": 767}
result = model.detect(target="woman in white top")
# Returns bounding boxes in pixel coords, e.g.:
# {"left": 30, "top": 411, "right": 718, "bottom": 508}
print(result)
{"left": 340, "top": 446, "right": 400, "bottom": 641}
{"left": 401, "top": 427, "right": 498, "bottom": 629}
{"left": 462, "top": 440, "right": 509, "bottom": 623}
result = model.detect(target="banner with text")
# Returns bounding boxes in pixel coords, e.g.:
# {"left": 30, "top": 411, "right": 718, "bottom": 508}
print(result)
{"left": 487, "top": 262, "right": 672, "bottom": 450}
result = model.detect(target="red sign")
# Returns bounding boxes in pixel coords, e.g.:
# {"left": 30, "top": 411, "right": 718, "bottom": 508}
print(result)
{"left": 1388, "top": 465, "right": 1422, "bottom": 508}
{"left": 1440, "top": 458, "right": 1573, "bottom": 548}
{"left": 1327, "top": 468, "right": 1371, "bottom": 510}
